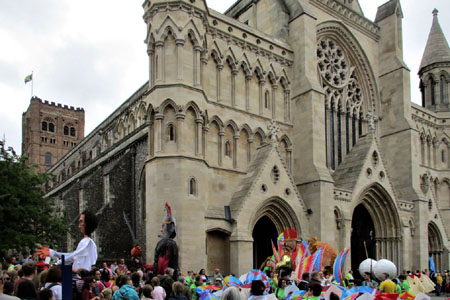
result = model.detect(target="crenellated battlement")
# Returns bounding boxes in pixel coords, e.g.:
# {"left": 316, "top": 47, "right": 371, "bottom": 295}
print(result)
{"left": 31, "top": 96, "right": 84, "bottom": 112}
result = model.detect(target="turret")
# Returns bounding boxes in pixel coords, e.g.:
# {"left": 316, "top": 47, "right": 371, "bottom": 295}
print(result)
{"left": 419, "top": 9, "right": 450, "bottom": 112}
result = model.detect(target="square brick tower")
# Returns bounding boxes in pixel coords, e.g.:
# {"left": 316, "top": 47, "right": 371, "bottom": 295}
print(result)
{"left": 22, "top": 96, "right": 85, "bottom": 172}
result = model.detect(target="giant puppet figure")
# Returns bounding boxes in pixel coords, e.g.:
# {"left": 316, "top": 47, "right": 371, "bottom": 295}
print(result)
{"left": 153, "top": 203, "right": 179, "bottom": 278}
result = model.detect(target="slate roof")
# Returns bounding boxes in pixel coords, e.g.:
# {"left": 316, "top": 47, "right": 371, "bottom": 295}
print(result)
{"left": 419, "top": 9, "right": 450, "bottom": 72}
{"left": 332, "top": 134, "right": 373, "bottom": 190}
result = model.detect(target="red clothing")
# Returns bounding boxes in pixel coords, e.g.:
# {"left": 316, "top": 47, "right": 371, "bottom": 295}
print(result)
{"left": 82, "top": 289, "right": 95, "bottom": 300}
{"left": 97, "top": 280, "right": 113, "bottom": 293}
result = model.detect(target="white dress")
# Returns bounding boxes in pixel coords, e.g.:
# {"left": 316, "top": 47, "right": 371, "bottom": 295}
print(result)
{"left": 49, "top": 237, "right": 98, "bottom": 271}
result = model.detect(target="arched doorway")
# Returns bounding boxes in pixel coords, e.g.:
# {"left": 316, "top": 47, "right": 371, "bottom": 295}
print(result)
{"left": 351, "top": 204, "right": 375, "bottom": 276}
{"left": 252, "top": 216, "right": 278, "bottom": 269}
{"left": 428, "top": 222, "right": 443, "bottom": 271}
{"left": 352, "top": 184, "right": 402, "bottom": 271}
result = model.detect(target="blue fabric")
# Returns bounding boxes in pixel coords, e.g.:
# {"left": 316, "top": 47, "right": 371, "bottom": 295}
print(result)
{"left": 429, "top": 257, "right": 436, "bottom": 273}
{"left": 112, "top": 284, "right": 140, "bottom": 300}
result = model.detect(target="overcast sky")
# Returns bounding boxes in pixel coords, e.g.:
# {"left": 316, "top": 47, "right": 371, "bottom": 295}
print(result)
{"left": 0, "top": 0, "right": 449, "bottom": 155}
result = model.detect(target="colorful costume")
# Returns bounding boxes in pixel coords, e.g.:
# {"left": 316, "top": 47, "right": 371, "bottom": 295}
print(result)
{"left": 153, "top": 203, "right": 179, "bottom": 278}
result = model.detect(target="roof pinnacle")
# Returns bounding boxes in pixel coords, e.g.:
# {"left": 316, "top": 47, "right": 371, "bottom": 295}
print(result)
{"left": 432, "top": 8, "right": 438, "bottom": 17}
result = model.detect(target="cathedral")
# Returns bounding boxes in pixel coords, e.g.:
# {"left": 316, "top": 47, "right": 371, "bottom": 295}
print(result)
{"left": 42, "top": 0, "right": 450, "bottom": 275}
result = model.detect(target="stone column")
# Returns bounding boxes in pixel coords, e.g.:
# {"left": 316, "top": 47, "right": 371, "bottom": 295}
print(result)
{"left": 203, "top": 125, "right": 209, "bottom": 159}
{"left": 248, "top": 138, "right": 253, "bottom": 163}
{"left": 148, "top": 47, "right": 154, "bottom": 87}
{"left": 287, "top": 148, "right": 292, "bottom": 171}
{"left": 196, "top": 118, "right": 203, "bottom": 156}
{"left": 272, "top": 84, "right": 278, "bottom": 119}
{"left": 233, "top": 135, "right": 239, "bottom": 168}
{"left": 230, "top": 233, "right": 253, "bottom": 276}
{"left": 218, "top": 131, "right": 224, "bottom": 166}
{"left": 194, "top": 46, "right": 202, "bottom": 87}
{"left": 176, "top": 111, "right": 185, "bottom": 152}
{"left": 231, "top": 70, "right": 238, "bottom": 107}
{"left": 155, "top": 41, "right": 164, "bottom": 83}
{"left": 154, "top": 113, "right": 164, "bottom": 153}
{"left": 259, "top": 79, "right": 265, "bottom": 115}
{"left": 147, "top": 120, "right": 153, "bottom": 158}
{"left": 245, "top": 75, "right": 251, "bottom": 111}
{"left": 201, "top": 55, "right": 208, "bottom": 89}
{"left": 217, "top": 64, "right": 223, "bottom": 102}
{"left": 176, "top": 39, "right": 185, "bottom": 81}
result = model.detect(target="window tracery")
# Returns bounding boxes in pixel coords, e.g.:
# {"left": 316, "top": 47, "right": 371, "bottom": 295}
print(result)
{"left": 318, "top": 37, "right": 365, "bottom": 170}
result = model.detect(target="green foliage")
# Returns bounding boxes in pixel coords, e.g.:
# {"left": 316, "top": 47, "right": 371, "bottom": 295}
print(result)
{"left": 0, "top": 141, "right": 68, "bottom": 252}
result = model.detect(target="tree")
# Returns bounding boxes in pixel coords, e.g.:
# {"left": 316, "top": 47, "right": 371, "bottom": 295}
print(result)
{"left": 0, "top": 141, "right": 68, "bottom": 252}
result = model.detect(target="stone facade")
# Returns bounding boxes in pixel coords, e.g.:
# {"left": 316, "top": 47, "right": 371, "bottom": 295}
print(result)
{"left": 22, "top": 97, "right": 85, "bottom": 172}
{"left": 44, "top": 0, "right": 450, "bottom": 275}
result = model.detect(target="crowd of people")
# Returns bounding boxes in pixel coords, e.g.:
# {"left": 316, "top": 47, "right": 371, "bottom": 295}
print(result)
{"left": 1, "top": 253, "right": 449, "bottom": 300}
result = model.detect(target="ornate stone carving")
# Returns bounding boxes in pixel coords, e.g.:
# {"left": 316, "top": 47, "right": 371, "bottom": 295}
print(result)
{"left": 317, "top": 38, "right": 362, "bottom": 112}
{"left": 268, "top": 120, "right": 280, "bottom": 142}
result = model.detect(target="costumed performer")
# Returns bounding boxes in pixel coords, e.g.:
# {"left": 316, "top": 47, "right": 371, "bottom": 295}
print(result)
{"left": 35, "top": 210, "right": 99, "bottom": 272}
{"left": 153, "top": 202, "right": 179, "bottom": 279}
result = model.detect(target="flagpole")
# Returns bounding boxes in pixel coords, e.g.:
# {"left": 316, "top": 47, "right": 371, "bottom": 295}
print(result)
{"left": 31, "top": 71, "right": 34, "bottom": 98}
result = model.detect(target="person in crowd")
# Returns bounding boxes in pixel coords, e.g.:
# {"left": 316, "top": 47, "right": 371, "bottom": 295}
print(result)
{"left": 91, "top": 268, "right": 102, "bottom": 296}
{"left": 298, "top": 273, "right": 310, "bottom": 290}
{"left": 221, "top": 287, "right": 243, "bottom": 300}
{"left": 77, "top": 269, "right": 91, "bottom": 296}
{"left": 38, "top": 289, "right": 53, "bottom": 300}
{"left": 110, "top": 261, "right": 118, "bottom": 276}
{"left": 151, "top": 276, "right": 166, "bottom": 300}
{"left": 184, "top": 271, "right": 193, "bottom": 286}
{"left": 249, "top": 280, "right": 266, "bottom": 300}
{"left": 213, "top": 269, "right": 223, "bottom": 281}
{"left": 399, "top": 274, "right": 410, "bottom": 292}
{"left": 379, "top": 273, "right": 396, "bottom": 293}
{"left": 0, "top": 269, "right": 20, "bottom": 300}
{"left": 198, "top": 269, "right": 207, "bottom": 282}
{"left": 112, "top": 275, "right": 139, "bottom": 300}
{"left": 436, "top": 271, "right": 443, "bottom": 296}
{"left": 21, "top": 252, "right": 33, "bottom": 265}
{"left": 345, "top": 270, "right": 354, "bottom": 287}
{"left": 142, "top": 285, "right": 153, "bottom": 300}
{"left": 189, "top": 276, "right": 202, "bottom": 300}
{"left": 38, "top": 269, "right": 49, "bottom": 290}
{"left": 304, "top": 282, "right": 322, "bottom": 300}
{"left": 169, "top": 282, "right": 188, "bottom": 300}
{"left": 99, "top": 288, "right": 112, "bottom": 300}
{"left": 4, "top": 257, "right": 14, "bottom": 272}
{"left": 130, "top": 272, "right": 142, "bottom": 297}
{"left": 81, "top": 276, "right": 98, "bottom": 300}
{"left": 160, "top": 268, "right": 175, "bottom": 300}
{"left": 36, "top": 211, "right": 99, "bottom": 272}
{"left": 98, "top": 268, "right": 113, "bottom": 292}
{"left": 309, "top": 272, "right": 321, "bottom": 286}
{"left": 16, "top": 279, "right": 37, "bottom": 300}
{"left": 13, "top": 261, "right": 37, "bottom": 296}
{"left": 275, "top": 278, "right": 287, "bottom": 300}
{"left": 361, "top": 272, "right": 377, "bottom": 288}
{"left": 117, "top": 259, "right": 128, "bottom": 273}
{"left": 43, "top": 266, "right": 62, "bottom": 300}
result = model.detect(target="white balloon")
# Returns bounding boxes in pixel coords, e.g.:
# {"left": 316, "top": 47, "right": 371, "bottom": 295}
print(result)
{"left": 373, "top": 259, "right": 397, "bottom": 280}
{"left": 359, "top": 259, "right": 377, "bottom": 277}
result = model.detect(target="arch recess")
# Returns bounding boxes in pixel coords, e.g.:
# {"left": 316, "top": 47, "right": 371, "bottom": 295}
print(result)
{"left": 355, "top": 183, "right": 402, "bottom": 269}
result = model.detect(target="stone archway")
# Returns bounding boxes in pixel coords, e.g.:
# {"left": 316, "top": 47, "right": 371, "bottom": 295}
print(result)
{"left": 252, "top": 216, "right": 278, "bottom": 269}
{"left": 428, "top": 222, "right": 443, "bottom": 271}
{"left": 351, "top": 204, "right": 375, "bottom": 276}
{"left": 250, "top": 198, "right": 302, "bottom": 269}
{"left": 352, "top": 184, "right": 402, "bottom": 270}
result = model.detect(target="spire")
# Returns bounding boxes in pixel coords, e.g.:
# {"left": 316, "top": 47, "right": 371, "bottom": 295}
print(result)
{"left": 419, "top": 9, "right": 450, "bottom": 73}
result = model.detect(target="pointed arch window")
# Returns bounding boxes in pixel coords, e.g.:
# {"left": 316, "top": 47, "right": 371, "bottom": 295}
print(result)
{"left": 440, "top": 75, "right": 446, "bottom": 104}
{"left": 168, "top": 124, "right": 176, "bottom": 142}
{"left": 48, "top": 123, "right": 55, "bottom": 133}
{"left": 64, "top": 126, "right": 69, "bottom": 136}
{"left": 430, "top": 77, "right": 435, "bottom": 105}
{"left": 189, "top": 177, "right": 197, "bottom": 196}
{"left": 264, "top": 90, "right": 270, "bottom": 109}
{"left": 42, "top": 121, "right": 48, "bottom": 131}
{"left": 70, "top": 127, "right": 76, "bottom": 137}
{"left": 225, "top": 141, "right": 231, "bottom": 157}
